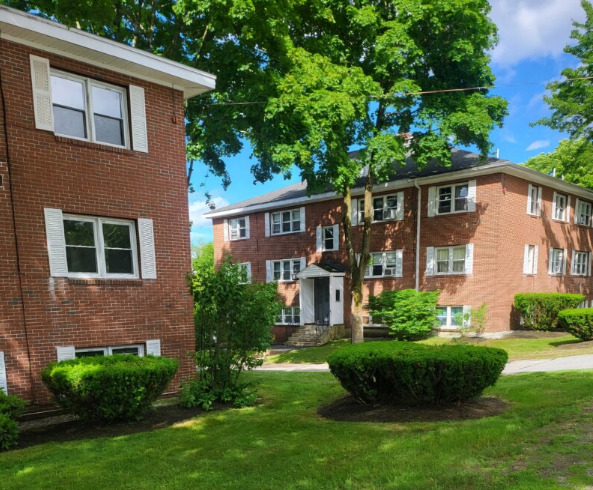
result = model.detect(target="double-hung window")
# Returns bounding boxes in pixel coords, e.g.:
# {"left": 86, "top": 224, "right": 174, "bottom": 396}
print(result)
{"left": 523, "top": 245, "right": 538, "bottom": 275}
{"left": 548, "top": 248, "right": 566, "bottom": 275}
{"left": 571, "top": 251, "right": 591, "bottom": 276}
{"left": 575, "top": 199, "right": 592, "bottom": 226}
{"left": 229, "top": 217, "right": 248, "bottom": 240}
{"left": 237, "top": 262, "right": 252, "bottom": 284}
{"left": 436, "top": 246, "right": 467, "bottom": 274}
{"left": 364, "top": 251, "right": 402, "bottom": 278}
{"left": 438, "top": 184, "right": 468, "bottom": 214}
{"left": 277, "top": 307, "right": 300, "bottom": 325}
{"left": 552, "top": 192, "right": 569, "bottom": 221}
{"left": 373, "top": 194, "right": 398, "bottom": 221}
{"left": 317, "top": 224, "right": 339, "bottom": 252}
{"left": 270, "top": 259, "right": 302, "bottom": 282}
{"left": 63, "top": 215, "right": 138, "bottom": 278}
{"left": 51, "top": 71, "right": 128, "bottom": 148}
{"left": 271, "top": 209, "right": 303, "bottom": 235}
{"left": 527, "top": 184, "right": 542, "bottom": 217}
{"left": 435, "top": 306, "right": 466, "bottom": 329}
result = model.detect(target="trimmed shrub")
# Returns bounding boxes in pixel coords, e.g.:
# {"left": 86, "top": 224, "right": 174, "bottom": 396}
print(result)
{"left": 558, "top": 308, "right": 593, "bottom": 341}
{"left": 514, "top": 293, "right": 584, "bottom": 331}
{"left": 0, "top": 389, "right": 27, "bottom": 451}
{"left": 42, "top": 355, "right": 178, "bottom": 422}
{"left": 367, "top": 289, "right": 440, "bottom": 341}
{"left": 327, "top": 342, "right": 508, "bottom": 405}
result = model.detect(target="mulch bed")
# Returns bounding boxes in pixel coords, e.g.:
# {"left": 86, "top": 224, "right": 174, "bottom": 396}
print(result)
{"left": 319, "top": 395, "right": 509, "bottom": 423}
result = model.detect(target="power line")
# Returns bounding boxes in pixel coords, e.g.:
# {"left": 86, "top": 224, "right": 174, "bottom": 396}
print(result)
{"left": 205, "top": 76, "right": 593, "bottom": 107}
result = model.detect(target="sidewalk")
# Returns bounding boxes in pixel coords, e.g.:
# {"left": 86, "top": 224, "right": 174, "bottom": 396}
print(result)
{"left": 257, "top": 354, "right": 593, "bottom": 375}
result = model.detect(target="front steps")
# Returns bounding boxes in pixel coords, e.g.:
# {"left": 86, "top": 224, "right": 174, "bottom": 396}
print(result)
{"left": 285, "top": 324, "right": 345, "bottom": 347}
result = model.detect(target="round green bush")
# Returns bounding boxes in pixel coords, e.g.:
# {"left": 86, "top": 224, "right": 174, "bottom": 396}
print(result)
{"left": 41, "top": 355, "right": 179, "bottom": 422}
{"left": 0, "top": 414, "right": 19, "bottom": 451}
{"left": 558, "top": 308, "right": 593, "bottom": 341}
{"left": 327, "top": 342, "right": 508, "bottom": 405}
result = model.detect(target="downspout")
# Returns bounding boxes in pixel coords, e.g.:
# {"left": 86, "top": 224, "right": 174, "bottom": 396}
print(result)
{"left": 414, "top": 180, "right": 421, "bottom": 291}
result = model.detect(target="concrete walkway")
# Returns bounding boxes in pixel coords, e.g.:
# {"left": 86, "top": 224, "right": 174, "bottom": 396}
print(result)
{"left": 257, "top": 354, "right": 593, "bottom": 375}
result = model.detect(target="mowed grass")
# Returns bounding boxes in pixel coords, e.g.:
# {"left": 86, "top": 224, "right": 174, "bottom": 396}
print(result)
{"left": 3, "top": 371, "right": 593, "bottom": 488}
{"left": 266, "top": 333, "right": 593, "bottom": 364}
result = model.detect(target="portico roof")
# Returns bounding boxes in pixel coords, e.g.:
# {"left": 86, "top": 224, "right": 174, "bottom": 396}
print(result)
{"left": 296, "top": 263, "right": 346, "bottom": 279}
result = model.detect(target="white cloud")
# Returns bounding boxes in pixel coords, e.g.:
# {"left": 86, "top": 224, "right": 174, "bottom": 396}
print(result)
{"left": 490, "top": 0, "right": 585, "bottom": 67}
{"left": 525, "top": 139, "right": 550, "bottom": 151}
{"left": 188, "top": 196, "right": 229, "bottom": 228}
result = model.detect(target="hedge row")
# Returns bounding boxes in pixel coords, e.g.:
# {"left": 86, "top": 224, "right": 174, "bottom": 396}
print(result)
{"left": 0, "top": 390, "right": 27, "bottom": 451}
{"left": 327, "top": 341, "right": 507, "bottom": 405}
{"left": 558, "top": 308, "right": 593, "bottom": 341}
{"left": 514, "top": 293, "right": 584, "bottom": 331}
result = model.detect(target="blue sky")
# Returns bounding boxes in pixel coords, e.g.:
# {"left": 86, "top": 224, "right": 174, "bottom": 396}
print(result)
{"left": 189, "top": 0, "right": 587, "bottom": 244}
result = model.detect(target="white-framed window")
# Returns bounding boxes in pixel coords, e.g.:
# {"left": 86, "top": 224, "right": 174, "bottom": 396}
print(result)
{"left": 575, "top": 199, "right": 592, "bottom": 226}
{"left": 435, "top": 306, "right": 467, "bottom": 329}
{"left": 523, "top": 245, "right": 538, "bottom": 275}
{"left": 438, "top": 183, "right": 469, "bottom": 214}
{"left": 271, "top": 208, "right": 303, "bottom": 235}
{"left": 316, "top": 224, "right": 339, "bottom": 252}
{"left": 352, "top": 192, "right": 404, "bottom": 225}
{"left": 548, "top": 248, "right": 566, "bottom": 275}
{"left": 269, "top": 258, "right": 303, "bottom": 282}
{"left": 62, "top": 214, "right": 138, "bottom": 279}
{"left": 229, "top": 217, "right": 248, "bottom": 240}
{"left": 552, "top": 192, "right": 570, "bottom": 222}
{"left": 75, "top": 344, "right": 144, "bottom": 358}
{"left": 436, "top": 246, "right": 467, "bottom": 274}
{"left": 527, "top": 184, "right": 542, "bottom": 217}
{"left": 237, "top": 262, "right": 251, "bottom": 284}
{"left": 578, "top": 299, "right": 589, "bottom": 309}
{"left": 364, "top": 251, "right": 403, "bottom": 278}
{"left": 50, "top": 70, "right": 129, "bottom": 148}
{"left": 571, "top": 251, "right": 591, "bottom": 276}
{"left": 277, "top": 307, "right": 300, "bottom": 325}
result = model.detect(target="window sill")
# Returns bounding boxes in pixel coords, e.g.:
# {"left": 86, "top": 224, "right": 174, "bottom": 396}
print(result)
{"left": 68, "top": 278, "right": 144, "bottom": 286}
{"left": 230, "top": 237, "right": 250, "bottom": 242}
{"left": 527, "top": 213, "right": 541, "bottom": 218}
{"left": 435, "top": 210, "right": 470, "bottom": 216}
{"left": 364, "top": 276, "right": 400, "bottom": 279}
{"left": 55, "top": 135, "right": 134, "bottom": 156}
{"left": 551, "top": 218, "right": 570, "bottom": 223}
{"left": 270, "top": 231, "right": 303, "bottom": 237}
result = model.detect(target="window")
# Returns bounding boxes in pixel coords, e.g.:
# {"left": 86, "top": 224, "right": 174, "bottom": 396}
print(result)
{"left": 576, "top": 199, "right": 592, "bottom": 226}
{"left": 271, "top": 259, "right": 302, "bottom": 282}
{"left": 548, "top": 248, "right": 565, "bottom": 275}
{"left": 571, "top": 251, "right": 591, "bottom": 276}
{"left": 75, "top": 344, "right": 144, "bottom": 358}
{"left": 553, "top": 192, "right": 569, "bottom": 221}
{"left": 317, "top": 224, "right": 339, "bottom": 251}
{"left": 51, "top": 71, "right": 128, "bottom": 147}
{"left": 229, "top": 217, "right": 248, "bottom": 240}
{"left": 63, "top": 214, "right": 138, "bottom": 278}
{"left": 277, "top": 307, "right": 300, "bottom": 325}
{"left": 578, "top": 299, "right": 589, "bottom": 309}
{"left": 435, "top": 306, "right": 465, "bottom": 329}
{"left": 271, "top": 209, "right": 303, "bottom": 235}
{"left": 373, "top": 194, "right": 398, "bottom": 221}
{"left": 438, "top": 183, "right": 468, "bottom": 214}
{"left": 527, "top": 184, "right": 542, "bottom": 217}
{"left": 238, "top": 262, "right": 251, "bottom": 284}
{"left": 364, "top": 251, "right": 402, "bottom": 278}
{"left": 523, "top": 245, "right": 538, "bottom": 275}
{"left": 436, "top": 246, "right": 467, "bottom": 274}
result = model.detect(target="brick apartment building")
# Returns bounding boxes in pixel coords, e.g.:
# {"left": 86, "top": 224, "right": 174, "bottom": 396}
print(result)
{"left": 0, "top": 6, "right": 215, "bottom": 402}
{"left": 206, "top": 150, "right": 593, "bottom": 342}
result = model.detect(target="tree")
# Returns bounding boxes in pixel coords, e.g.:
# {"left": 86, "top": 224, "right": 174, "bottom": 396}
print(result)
{"left": 534, "top": 0, "right": 593, "bottom": 141}
{"left": 191, "top": 241, "right": 214, "bottom": 274}
{"left": 523, "top": 139, "right": 593, "bottom": 189}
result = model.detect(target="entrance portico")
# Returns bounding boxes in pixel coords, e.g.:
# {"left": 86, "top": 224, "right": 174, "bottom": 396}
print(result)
{"left": 296, "top": 263, "right": 345, "bottom": 326}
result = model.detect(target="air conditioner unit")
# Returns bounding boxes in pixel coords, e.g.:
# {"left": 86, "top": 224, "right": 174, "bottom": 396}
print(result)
{"left": 384, "top": 268, "right": 395, "bottom": 276}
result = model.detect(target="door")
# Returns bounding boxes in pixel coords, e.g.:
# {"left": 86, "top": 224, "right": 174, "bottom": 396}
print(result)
{"left": 314, "top": 277, "right": 330, "bottom": 325}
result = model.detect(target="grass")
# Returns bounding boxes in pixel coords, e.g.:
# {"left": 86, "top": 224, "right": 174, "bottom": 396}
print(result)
{"left": 265, "top": 333, "right": 593, "bottom": 364}
{"left": 3, "top": 371, "right": 593, "bottom": 488}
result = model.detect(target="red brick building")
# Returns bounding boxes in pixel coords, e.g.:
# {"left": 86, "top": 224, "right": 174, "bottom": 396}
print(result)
{"left": 206, "top": 150, "right": 593, "bottom": 342}
{"left": 0, "top": 6, "right": 215, "bottom": 402}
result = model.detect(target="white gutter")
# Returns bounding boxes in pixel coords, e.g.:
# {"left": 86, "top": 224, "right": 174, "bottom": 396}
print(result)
{"left": 413, "top": 180, "right": 421, "bottom": 291}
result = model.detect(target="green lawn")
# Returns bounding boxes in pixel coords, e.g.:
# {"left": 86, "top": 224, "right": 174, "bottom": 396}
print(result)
{"left": 266, "top": 333, "right": 593, "bottom": 364}
{"left": 3, "top": 371, "right": 593, "bottom": 488}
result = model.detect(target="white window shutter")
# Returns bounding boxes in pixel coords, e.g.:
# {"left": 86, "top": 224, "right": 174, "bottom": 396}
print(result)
{"left": 300, "top": 257, "right": 306, "bottom": 273}
{"left": 571, "top": 250, "right": 576, "bottom": 275}
{"left": 245, "top": 216, "right": 250, "bottom": 239}
{"left": 526, "top": 185, "right": 534, "bottom": 215}
{"left": 523, "top": 245, "right": 530, "bottom": 275}
{"left": 138, "top": 218, "right": 157, "bottom": 279}
{"left": 355, "top": 253, "right": 361, "bottom": 267}
{"left": 316, "top": 225, "right": 322, "bottom": 253}
{"left": 537, "top": 187, "right": 543, "bottom": 216}
{"left": 299, "top": 207, "right": 306, "bottom": 232}
{"left": 589, "top": 253, "right": 592, "bottom": 277}
{"left": 575, "top": 199, "right": 580, "bottom": 224}
{"left": 533, "top": 246, "right": 539, "bottom": 275}
{"left": 465, "top": 244, "right": 474, "bottom": 275}
{"left": 129, "top": 85, "right": 148, "bottom": 153}
{"left": 467, "top": 180, "right": 477, "bottom": 212}
{"left": 462, "top": 306, "right": 471, "bottom": 328}
{"left": 427, "top": 187, "right": 436, "bottom": 217}
{"left": 56, "top": 346, "right": 75, "bottom": 362}
{"left": 426, "top": 247, "right": 435, "bottom": 276}
{"left": 264, "top": 213, "right": 270, "bottom": 237}
{"left": 351, "top": 199, "right": 358, "bottom": 226}
{"left": 265, "top": 260, "right": 272, "bottom": 282}
{"left": 223, "top": 219, "right": 229, "bottom": 242}
{"left": 44, "top": 208, "right": 68, "bottom": 277}
{"left": 0, "top": 352, "right": 7, "bottom": 394}
{"left": 245, "top": 262, "right": 252, "bottom": 283}
{"left": 30, "top": 55, "right": 54, "bottom": 131}
{"left": 566, "top": 196, "right": 571, "bottom": 222}
{"left": 332, "top": 224, "right": 339, "bottom": 250}
{"left": 396, "top": 191, "right": 405, "bottom": 220}
{"left": 395, "top": 249, "right": 403, "bottom": 277}
{"left": 562, "top": 249, "right": 567, "bottom": 275}
{"left": 548, "top": 248, "right": 554, "bottom": 274}
{"left": 552, "top": 192, "right": 558, "bottom": 219}
{"left": 146, "top": 339, "right": 161, "bottom": 356}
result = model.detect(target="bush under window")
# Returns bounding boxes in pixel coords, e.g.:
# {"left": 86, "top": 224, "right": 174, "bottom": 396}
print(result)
{"left": 558, "top": 308, "right": 593, "bottom": 341}
{"left": 0, "top": 389, "right": 27, "bottom": 451}
{"left": 514, "top": 293, "right": 584, "bottom": 331}
{"left": 42, "top": 355, "right": 178, "bottom": 422}
{"left": 327, "top": 342, "right": 508, "bottom": 405}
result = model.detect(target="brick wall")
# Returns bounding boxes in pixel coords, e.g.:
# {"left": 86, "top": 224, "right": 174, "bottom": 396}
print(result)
{"left": 213, "top": 172, "right": 593, "bottom": 336}
{"left": 0, "top": 39, "right": 195, "bottom": 402}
